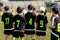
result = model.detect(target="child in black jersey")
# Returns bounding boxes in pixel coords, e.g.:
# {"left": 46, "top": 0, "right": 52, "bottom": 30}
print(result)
{"left": 24, "top": 4, "right": 36, "bottom": 40}
{"left": 36, "top": 7, "right": 48, "bottom": 40}
{"left": 12, "top": 7, "right": 26, "bottom": 40}
{"left": 50, "top": 7, "right": 59, "bottom": 40}
{"left": 2, "top": 6, "right": 13, "bottom": 40}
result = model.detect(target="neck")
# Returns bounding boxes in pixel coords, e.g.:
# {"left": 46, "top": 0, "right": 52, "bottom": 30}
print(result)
{"left": 40, "top": 13, "right": 44, "bottom": 15}
{"left": 17, "top": 13, "right": 22, "bottom": 15}
{"left": 54, "top": 14, "right": 58, "bottom": 17}
{"left": 28, "top": 10, "right": 32, "bottom": 12}
{"left": 5, "top": 10, "right": 9, "bottom": 12}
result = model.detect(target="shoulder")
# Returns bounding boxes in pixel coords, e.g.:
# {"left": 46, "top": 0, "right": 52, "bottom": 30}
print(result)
{"left": 25, "top": 12, "right": 28, "bottom": 16}
{"left": 13, "top": 15, "right": 17, "bottom": 18}
{"left": 2, "top": 13, "right": 5, "bottom": 16}
{"left": 9, "top": 12, "right": 13, "bottom": 15}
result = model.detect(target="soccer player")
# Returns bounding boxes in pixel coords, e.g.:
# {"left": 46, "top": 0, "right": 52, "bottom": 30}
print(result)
{"left": 12, "top": 7, "right": 26, "bottom": 40}
{"left": 36, "top": 7, "right": 48, "bottom": 40}
{"left": 24, "top": 4, "right": 36, "bottom": 40}
{"left": 2, "top": 6, "right": 13, "bottom": 40}
{"left": 50, "top": 7, "right": 60, "bottom": 40}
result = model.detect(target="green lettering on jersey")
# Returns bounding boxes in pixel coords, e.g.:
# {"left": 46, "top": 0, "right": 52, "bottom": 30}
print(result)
{"left": 40, "top": 20, "right": 44, "bottom": 28}
{"left": 5, "top": 18, "right": 9, "bottom": 24}
{"left": 16, "top": 20, "right": 20, "bottom": 28}
{"left": 29, "top": 18, "right": 32, "bottom": 25}
{"left": 57, "top": 23, "right": 60, "bottom": 32}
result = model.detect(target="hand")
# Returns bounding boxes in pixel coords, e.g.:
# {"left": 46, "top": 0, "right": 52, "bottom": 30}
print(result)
{"left": 49, "top": 26, "right": 55, "bottom": 28}
{"left": 51, "top": 26, "right": 55, "bottom": 28}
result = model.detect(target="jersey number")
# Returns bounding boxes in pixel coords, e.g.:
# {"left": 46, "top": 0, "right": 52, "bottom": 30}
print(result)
{"left": 57, "top": 23, "right": 60, "bottom": 32}
{"left": 40, "top": 20, "right": 44, "bottom": 28}
{"left": 5, "top": 18, "right": 9, "bottom": 24}
{"left": 29, "top": 18, "right": 32, "bottom": 25}
{"left": 16, "top": 20, "right": 20, "bottom": 28}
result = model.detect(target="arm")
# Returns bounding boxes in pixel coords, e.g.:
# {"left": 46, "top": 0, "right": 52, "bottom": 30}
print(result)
{"left": 1, "top": 14, "right": 4, "bottom": 22}
{"left": 22, "top": 17, "right": 27, "bottom": 25}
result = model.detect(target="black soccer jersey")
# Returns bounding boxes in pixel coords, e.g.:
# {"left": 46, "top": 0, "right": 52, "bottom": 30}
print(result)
{"left": 51, "top": 17, "right": 60, "bottom": 37}
{"left": 36, "top": 15, "right": 48, "bottom": 30}
{"left": 2, "top": 12, "right": 13, "bottom": 29}
{"left": 12, "top": 14, "right": 26, "bottom": 30}
{"left": 25, "top": 12, "right": 36, "bottom": 29}
{"left": 52, "top": 17, "right": 60, "bottom": 33}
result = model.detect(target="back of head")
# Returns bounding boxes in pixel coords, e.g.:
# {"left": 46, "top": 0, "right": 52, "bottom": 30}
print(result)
{"left": 28, "top": 4, "right": 34, "bottom": 10}
{"left": 39, "top": 7, "right": 46, "bottom": 15}
{"left": 4, "top": 6, "right": 9, "bottom": 11}
{"left": 52, "top": 7, "right": 59, "bottom": 14}
{"left": 40, "top": 7, "right": 45, "bottom": 13}
{"left": 17, "top": 7, "right": 23, "bottom": 13}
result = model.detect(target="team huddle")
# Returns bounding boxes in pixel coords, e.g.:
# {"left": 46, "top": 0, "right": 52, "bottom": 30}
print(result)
{"left": 1, "top": 4, "right": 60, "bottom": 40}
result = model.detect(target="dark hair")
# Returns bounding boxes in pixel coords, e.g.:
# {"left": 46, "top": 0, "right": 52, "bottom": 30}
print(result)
{"left": 4, "top": 6, "right": 9, "bottom": 11}
{"left": 52, "top": 7, "right": 59, "bottom": 14}
{"left": 17, "top": 7, "right": 23, "bottom": 13}
{"left": 33, "top": 7, "right": 35, "bottom": 11}
{"left": 44, "top": 11, "right": 47, "bottom": 15}
{"left": 28, "top": 4, "right": 34, "bottom": 10}
{"left": 40, "top": 11, "right": 44, "bottom": 13}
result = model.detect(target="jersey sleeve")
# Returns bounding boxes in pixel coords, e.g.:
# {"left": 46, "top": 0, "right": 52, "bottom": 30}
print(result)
{"left": 1, "top": 14, "right": 4, "bottom": 22}
{"left": 12, "top": 16, "right": 15, "bottom": 22}
{"left": 33, "top": 14, "right": 37, "bottom": 22}
{"left": 10, "top": 13, "right": 13, "bottom": 22}
{"left": 36, "top": 16, "right": 38, "bottom": 23}
{"left": 45, "top": 16, "right": 48, "bottom": 24}
{"left": 54, "top": 18, "right": 57, "bottom": 26}
{"left": 10, "top": 13, "right": 13, "bottom": 18}
{"left": 22, "top": 17, "right": 26, "bottom": 24}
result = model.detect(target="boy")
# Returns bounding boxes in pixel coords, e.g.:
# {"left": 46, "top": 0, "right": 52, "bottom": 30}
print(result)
{"left": 50, "top": 7, "right": 60, "bottom": 40}
{"left": 2, "top": 6, "right": 13, "bottom": 40}
{"left": 24, "top": 4, "right": 36, "bottom": 40}
{"left": 36, "top": 7, "right": 48, "bottom": 40}
{"left": 12, "top": 7, "right": 26, "bottom": 40}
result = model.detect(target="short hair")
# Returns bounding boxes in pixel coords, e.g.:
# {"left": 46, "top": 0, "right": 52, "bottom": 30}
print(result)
{"left": 4, "top": 6, "right": 9, "bottom": 11}
{"left": 52, "top": 7, "right": 59, "bottom": 14}
{"left": 17, "top": 7, "right": 23, "bottom": 13}
{"left": 28, "top": 4, "right": 34, "bottom": 10}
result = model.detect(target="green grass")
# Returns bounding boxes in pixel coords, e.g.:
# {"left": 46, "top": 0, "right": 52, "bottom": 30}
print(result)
{"left": 0, "top": 17, "right": 60, "bottom": 40}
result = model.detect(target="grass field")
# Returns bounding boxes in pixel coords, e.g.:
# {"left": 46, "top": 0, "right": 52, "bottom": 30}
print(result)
{"left": 0, "top": 12, "right": 60, "bottom": 40}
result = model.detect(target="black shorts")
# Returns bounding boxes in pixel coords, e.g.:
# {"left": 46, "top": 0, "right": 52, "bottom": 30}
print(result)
{"left": 36, "top": 31, "right": 46, "bottom": 36}
{"left": 51, "top": 33, "right": 58, "bottom": 40}
{"left": 13, "top": 31, "right": 24, "bottom": 38}
{"left": 4, "top": 30, "right": 13, "bottom": 35}
{"left": 58, "top": 33, "right": 60, "bottom": 37}
{"left": 25, "top": 30, "right": 35, "bottom": 35}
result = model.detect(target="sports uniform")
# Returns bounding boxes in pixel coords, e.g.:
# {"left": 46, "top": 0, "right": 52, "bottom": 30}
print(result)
{"left": 12, "top": 15, "right": 26, "bottom": 38}
{"left": 51, "top": 16, "right": 60, "bottom": 40}
{"left": 2, "top": 12, "right": 13, "bottom": 35}
{"left": 36, "top": 15, "right": 48, "bottom": 36}
{"left": 25, "top": 12, "right": 36, "bottom": 34}
{"left": 51, "top": 7, "right": 59, "bottom": 40}
{"left": 51, "top": 17, "right": 58, "bottom": 40}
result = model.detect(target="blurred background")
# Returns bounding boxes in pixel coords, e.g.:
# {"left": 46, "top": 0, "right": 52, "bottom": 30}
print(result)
{"left": 0, "top": 0, "right": 60, "bottom": 17}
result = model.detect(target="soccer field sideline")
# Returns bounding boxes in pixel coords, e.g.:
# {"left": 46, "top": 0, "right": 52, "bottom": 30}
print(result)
{"left": 0, "top": 12, "right": 60, "bottom": 40}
